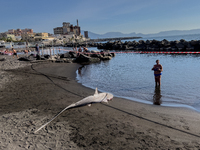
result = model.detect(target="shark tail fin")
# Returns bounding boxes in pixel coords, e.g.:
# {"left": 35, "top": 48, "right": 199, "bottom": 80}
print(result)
{"left": 34, "top": 104, "right": 75, "bottom": 133}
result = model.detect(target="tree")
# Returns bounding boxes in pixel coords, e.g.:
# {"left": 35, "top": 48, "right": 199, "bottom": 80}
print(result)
{"left": 0, "top": 37, "right": 6, "bottom": 41}
{"left": 6, "top": 37, "right": 13, "bottom": 42}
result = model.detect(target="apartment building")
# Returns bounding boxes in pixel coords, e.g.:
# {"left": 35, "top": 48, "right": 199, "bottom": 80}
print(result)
{"left": 54, "top": 20, "right": 81, "bottom": 36}
{"left": 21, "top": 32, "right": 54, "bottom": 42}
{"left": 8, "top": 28, "right": 33, "bottom": 36}
{"left": 21, "top": 33, "right": 36, "bottom": 42}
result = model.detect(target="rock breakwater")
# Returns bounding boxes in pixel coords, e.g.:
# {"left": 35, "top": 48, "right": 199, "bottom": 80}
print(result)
{"left": 94, "top": 39, "right": 200, "bottom": 51}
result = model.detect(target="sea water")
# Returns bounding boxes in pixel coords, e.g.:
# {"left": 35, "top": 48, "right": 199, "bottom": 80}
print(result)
{"left": 76, "top": 34, "right": 200, "bottom": 112}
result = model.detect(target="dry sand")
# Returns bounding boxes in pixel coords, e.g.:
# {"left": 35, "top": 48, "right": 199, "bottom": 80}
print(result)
{"left": 0, "top": 55, "right": 200, "bottom": 150}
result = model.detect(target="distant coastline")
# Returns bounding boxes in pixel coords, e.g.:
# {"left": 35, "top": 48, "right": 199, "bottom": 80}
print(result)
{"left": 83, "top": 28, "right": 200, "bottom": 39}
{"left": 89, "top": 36, "right": 142, "bottom": 42}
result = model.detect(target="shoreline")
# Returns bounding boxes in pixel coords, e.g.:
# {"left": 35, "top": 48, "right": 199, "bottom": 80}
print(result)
{"left": 75, "top": 77, "right": 200, "bottom": 113}
{"left": 0, "top": 55, "right": 200, "bottom": 149}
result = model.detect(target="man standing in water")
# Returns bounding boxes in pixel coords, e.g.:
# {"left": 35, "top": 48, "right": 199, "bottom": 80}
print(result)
{"left": 152, "top": 60, "right": 163, "bottom": 86}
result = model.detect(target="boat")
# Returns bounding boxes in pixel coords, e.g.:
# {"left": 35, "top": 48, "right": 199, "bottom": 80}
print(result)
{"left": 0, "top": 41, "right": 5, "bottom": 48}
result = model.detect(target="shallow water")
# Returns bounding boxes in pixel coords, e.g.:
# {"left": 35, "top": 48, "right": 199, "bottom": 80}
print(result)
{"left": 77, "top": 49, "right": 200, "bottom": 112}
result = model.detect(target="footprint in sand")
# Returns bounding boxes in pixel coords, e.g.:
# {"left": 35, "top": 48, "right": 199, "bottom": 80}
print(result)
{"left": 182, "top": 126, "right": 189, "bottom": 130}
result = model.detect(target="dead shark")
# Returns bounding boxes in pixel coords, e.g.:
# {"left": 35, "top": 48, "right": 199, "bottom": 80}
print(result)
{"left": 34, "top": 88, "right": 113, "bottom": 133}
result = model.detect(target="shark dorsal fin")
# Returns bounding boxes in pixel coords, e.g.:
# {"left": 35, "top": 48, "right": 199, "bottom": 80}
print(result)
{"left": 94, "top": 87, "right": 98, "bottom": 95}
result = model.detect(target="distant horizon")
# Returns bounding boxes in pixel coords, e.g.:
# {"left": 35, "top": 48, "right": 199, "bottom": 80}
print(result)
{"left": 86, "top": 28, "right": 200, "bottom": 35}
{"left": 85, "top": 28, "right": 200, "bottom": 39}
{"left": 2, "top": 27, "right": 200, "bottom": 35}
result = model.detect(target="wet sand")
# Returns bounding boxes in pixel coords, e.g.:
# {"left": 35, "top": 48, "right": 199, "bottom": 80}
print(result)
{"left": 0, "top": 55, "right": 200, "bottom": 149}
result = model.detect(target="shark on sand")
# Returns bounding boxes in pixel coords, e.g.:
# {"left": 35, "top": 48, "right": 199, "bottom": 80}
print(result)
{"left": 35, "top": 88, "right": 113, "bottom": 133}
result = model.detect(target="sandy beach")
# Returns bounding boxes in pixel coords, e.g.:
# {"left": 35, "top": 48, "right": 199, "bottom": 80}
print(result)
{"left": 0, "top": 54, "right": 200, "bottom": 150}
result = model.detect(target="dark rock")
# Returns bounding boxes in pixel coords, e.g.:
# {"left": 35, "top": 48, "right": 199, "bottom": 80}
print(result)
{"left": 0, "top": 58, "right": 6, "bottom": 61}
{"left": 18, "top": 57, "right": 32, "bottom": 61}
{"left": 90, "top": 53, "right": 101, "bottom": 58}
{"left": 60, "top": 52, "right": 71, "bottom": 58}
{"left": 40, "top": 57, "right": 46, "bottom": 60}
{"left": 161, "top": 39, "right": 170, "bottom": 47}
{"left": 100, "top": 56, "right": 112, "bottom": 60}
{"left": 176, "top": 43, "right": 185, "bottom": 49}
{"left": 110, "top": 52, "right": 116, "bottom": 57}
{"left": 180, "top": 39, "right": 186, "bottom": 43}
{"left": 76, "top": 54, "right": 91, "bottom": 63}
{"left": 55, "top": 59, "right": 64, "bottom": 63}
{"left": 138, "top": 40, "right": 145, "bottom": 44}
{"left": 44, "top": 55, "right": 50, "bottom": 59}
{"left": 146, "top": 40, "right": 151, "bottom": 45}
{"left": 69, "top": 51, "right": 77, "bottom": 58}
{"left": 90, "top": 57, "right": 101, "bottom": 63}
{"left": 190, "top": 40, "right": 199, "bottom": 46}
{"left": 36, "top": 54, "right": 41, "bottom": 60}
{"left": 75, "top": 54, "right": 101, "bottom": 63}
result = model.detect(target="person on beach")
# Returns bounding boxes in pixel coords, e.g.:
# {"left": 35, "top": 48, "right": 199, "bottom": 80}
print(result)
{"left": 77, "top": 46, "right": 82, "bottom": 57}
{"left": 83, "top": 47, "right": 89, "bottom": 56}
{"left": 83, "top": 47, "right": 89, "bottom": 53}
{"left": 152, "top": 59, "right": 163, "bottom": 86}
{"left": 12, "top": 48, "right": 18, "bottom": 58}
{"left": 73, "top": 46, "right": 77, "bottom": 52}
{"left": 4, "top": 48, "right": 9, "bottom": 54}
{"left": 78, "top": 46, "right": 82, "bottom": 52}
{"left": 35, "top": 44, "right": 40, "bottom": 55}
{"left": 24, "top": 49, "right": 29, "bottom": 55}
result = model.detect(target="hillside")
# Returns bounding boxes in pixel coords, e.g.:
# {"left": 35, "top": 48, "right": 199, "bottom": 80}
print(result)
{"left": 81, "top": 29, "right": 200, "bottom": 39}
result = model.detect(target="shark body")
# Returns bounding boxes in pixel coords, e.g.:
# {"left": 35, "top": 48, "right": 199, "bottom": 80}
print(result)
{"left": 35, "top": 88, "right": 113, "bottom": 133}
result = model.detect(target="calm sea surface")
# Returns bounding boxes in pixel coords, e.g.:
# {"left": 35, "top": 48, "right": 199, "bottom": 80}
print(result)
{"left": 76, "top": 34, "right": 200, "bottom": 112}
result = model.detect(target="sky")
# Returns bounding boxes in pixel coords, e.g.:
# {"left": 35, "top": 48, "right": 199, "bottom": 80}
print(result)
{"left": 1, "top": 0, "right": 200, "bottom": 34}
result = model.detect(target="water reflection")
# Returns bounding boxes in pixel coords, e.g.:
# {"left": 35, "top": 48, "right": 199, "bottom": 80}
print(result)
{"left": 153, "top": 87, "right": 162, "bottom": 105}
{"left": 78, "top": 65, "right": 85, "bottom": 76}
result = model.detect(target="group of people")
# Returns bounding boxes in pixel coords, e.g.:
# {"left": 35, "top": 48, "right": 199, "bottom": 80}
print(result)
{"left": 73, "top": 46, "right": 89, "bottom": 57}
{"left": 73, "top": 46, "right": 89, "bottom": 53}
{"left": 0, "top": 48, "right": 19, "bottom": 58}
{"left": 2, "top": 44, "right": 40, "bottom": 59}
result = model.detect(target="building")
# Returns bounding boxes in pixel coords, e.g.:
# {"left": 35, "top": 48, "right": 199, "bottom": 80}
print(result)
{"left": 0, "top": 33, "right": 7, "bottom": 39}
{"left": 34, "top": 32, "right": 49, "bottom": 41}
{"left": 21, "top": 33, "right": 36, "bottom": 42}
{"left": 7, "top": 28, "right": 33, "bottom": 36}
{"left": 63, "top": 22, "right": 70, "bottom": 34}
{"left": 84, "top": 31, "right": 89, "bottom": 38}
{"left": 21, "top": 32, "right": 54, "bottom": 42}
{"left": 53, "top": 20, "right": 81, "bottom": 36}
{"left": 6, "top": 34, "right": 16, "bottom": 41}
{"left": 54, "top": 27, "right": 63, "bottom": 35}
{"left": 0, "top": 33, "right": 16, "bottom": 41}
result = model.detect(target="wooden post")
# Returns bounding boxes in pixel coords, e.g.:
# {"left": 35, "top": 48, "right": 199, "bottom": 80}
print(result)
{"left": 52, "top": 41, "right": 55, "bottom": 56}
{"left": 50, "top": 48, "right": 52, "bottom": 57}
{"left": 42, "top": 44, "right": 44, "bottom": 56}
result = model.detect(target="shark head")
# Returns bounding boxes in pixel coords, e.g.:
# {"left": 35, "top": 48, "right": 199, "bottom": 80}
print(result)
{"left": 106, "top": 93, "right": 113, "bottom": 101}
{"left": 101, "top": 93, "right": 113, "bottom": 103}
{"left": 95, "top": 88, "right": 113, "bottom": 103}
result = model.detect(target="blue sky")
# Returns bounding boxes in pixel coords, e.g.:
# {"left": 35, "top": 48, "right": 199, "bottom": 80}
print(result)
{"left": 1, "top": 0, "right": 200, "bottom": 34}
